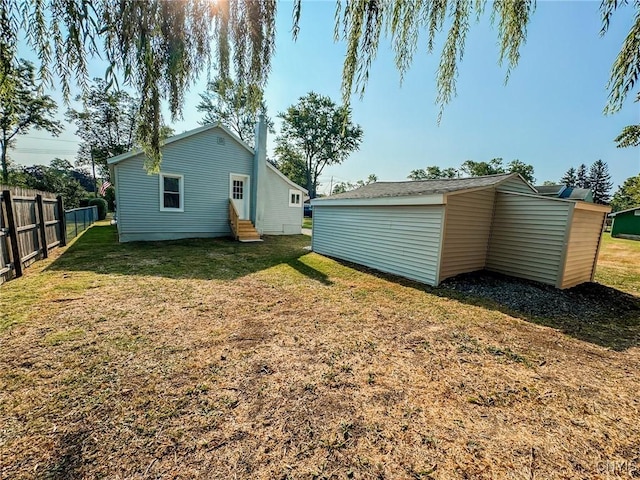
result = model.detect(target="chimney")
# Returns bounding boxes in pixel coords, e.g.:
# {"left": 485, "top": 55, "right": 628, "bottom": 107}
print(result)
{"left": 251, "top": 115, "right": 267, "bottom": 233}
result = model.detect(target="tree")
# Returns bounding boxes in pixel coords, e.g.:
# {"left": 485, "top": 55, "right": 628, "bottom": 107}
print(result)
{"left": 576, "top": 164, "right": 590, "bottom": 188}
{"left": 610, "top": 175, "right": 640, "bottom": 212}
{"left": 614, "top": 124, "right": 640, "bottom": 148}
{"left": 460, "top": 158, "right": 505, "bottom": 177}
{"left": 19, "top": 160, "right": 89, "bottom": 208}
{"left": 332, "top": 174, "right": 377, "bottom": 195}
{"left": 408, "top": 166, "right": 458, "bottom": 180}
{"left": 273, "top": 144, "right": 307, "bottom": 191}
{"left": 0, "top": 59, "right": 63, "bottom": 183}
{"left": 561, "top": 167, "right": 578, "bottom": 187}
{"left": 275, "top": 92, "right": 363, "bottom": 198}
{"left": 0, "top": 1, "right": 637, "bottom": 167}
{"left": 66, "top": 79, "right": 139, "bottom": 180}
{"left": 588, "top": 159, "right": 613, "bottom": 204}
{"left": 507, "top": 159, "right": 535, "bottom": 184}
{"left": 197, "top": 77, "right": 274, "bottom": 147}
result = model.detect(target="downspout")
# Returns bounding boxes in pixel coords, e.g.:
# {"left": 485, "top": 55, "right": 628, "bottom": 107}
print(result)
{"left": 251, "top": 115, "right": 267, "bottom": 233}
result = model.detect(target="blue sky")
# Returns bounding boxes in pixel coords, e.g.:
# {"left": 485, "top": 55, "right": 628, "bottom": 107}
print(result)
{"left": 13, "top": 1, "right": 640, "bottom": 194}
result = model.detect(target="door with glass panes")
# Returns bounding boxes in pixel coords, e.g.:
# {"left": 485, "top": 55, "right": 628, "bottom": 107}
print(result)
{"left": 230, "top": 174, "right": 250, "bottom": 219}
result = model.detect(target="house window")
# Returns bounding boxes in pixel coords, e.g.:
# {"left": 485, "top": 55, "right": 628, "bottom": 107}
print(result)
{"left": 289, "top": 189, "right": 302, "bottom": 207}
{"left": 233, "top": 180, "right": 244, "bottom": 200}
{"left": 159, "top": 173, "right": 184, "bottom": 212}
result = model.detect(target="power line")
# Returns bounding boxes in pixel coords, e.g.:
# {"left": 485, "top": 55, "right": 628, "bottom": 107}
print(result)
{"left": 21, "top": 136, "right": 80, "bottom": 143}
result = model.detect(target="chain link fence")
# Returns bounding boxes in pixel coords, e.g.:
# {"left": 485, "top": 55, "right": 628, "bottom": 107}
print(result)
{"left": 65, "top": 206, "right": 99, "bottom": 241}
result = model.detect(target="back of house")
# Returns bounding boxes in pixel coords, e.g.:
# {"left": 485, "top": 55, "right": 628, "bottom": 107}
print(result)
{"left": 108, "top": 121, "right": 306, "bottom": 242}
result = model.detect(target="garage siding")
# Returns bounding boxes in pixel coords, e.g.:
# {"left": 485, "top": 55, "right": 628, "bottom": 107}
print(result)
{"left": 439, "top": 189, "right": 496, "bottom": 281}
{"left": 312, "top": 205, "right": 445, "bottom": 286}
{"left": 486, "top": 193, "right": 571, "bottom": 286}
{"left": 560, "top": 208, "right": 606, "bottom": 288}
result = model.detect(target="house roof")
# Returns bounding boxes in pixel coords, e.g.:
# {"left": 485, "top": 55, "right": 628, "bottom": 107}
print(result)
{"left": 560, "top": 187, "right": 592, "bottom": 201}
{"left": 535, "top": 184, "right": 566, "bottom": 195}
{"left": 319, "top": 173, "right": 529, "bottom": 201}
{"left": 107, "top": 122, "right": 255, "bottom": 165}
{"left": 609, "top": 205, "right": 640, "bottom": 217}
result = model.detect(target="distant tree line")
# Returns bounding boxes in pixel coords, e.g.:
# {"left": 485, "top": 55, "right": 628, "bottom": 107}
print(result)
{"left": 408, "top": 158, "right": 536, "bottom": 184}
{"left": 560, "top": 160, "right": 613, "bottom": 204}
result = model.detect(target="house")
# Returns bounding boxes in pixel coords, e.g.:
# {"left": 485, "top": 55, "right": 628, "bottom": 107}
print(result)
{"left": 108, "top": 118, "right": 307, "bottom": 242}
{"left": 311, "top": 173, "right": 610, "bottom": 289}
{"left": 609, "top": 206, "right": 640, "bottom": 240}
{"left": 534, "top": 184, "right": 594, "bottom": 202}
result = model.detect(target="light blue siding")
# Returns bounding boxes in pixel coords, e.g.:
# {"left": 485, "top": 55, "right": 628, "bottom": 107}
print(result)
{"left": 114, "top": 127, "right": 253, "bottom": 242}
{"left": 262, "top": 165, "right": 304, "bottom": 235}
{"left": 312, "top": 205, "right": 445, "bottom": 286}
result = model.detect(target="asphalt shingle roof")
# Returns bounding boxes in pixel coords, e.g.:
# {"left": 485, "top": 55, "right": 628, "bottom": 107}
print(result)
{"left": 322, "top": 173, "right": 520, "bottom": 200}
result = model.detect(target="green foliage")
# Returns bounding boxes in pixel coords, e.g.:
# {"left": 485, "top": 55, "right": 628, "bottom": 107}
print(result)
{"left": 460, "top": 158, "right": 506, "bottom": 177}
{"left": 408, "top": 166, "right": 458, "bottom": 180}
{"left": 0, "top": 59, "right": 63, "bottom": 182}
{"left": 610, "top": 175, "right": 640, "bottom": 212}
{"left": 65, "top": 79, "right": 139, "bottom": 179}
{"left": 409, "top": 158, "right": 535, "bottom": 182}
{"left": 332, "top": 174, "right": 377, "bottom": 195}
{"left": 562, "top": 160, "right": 613, "bottom": 204}
{"left": 589, "top": 159, "right": 613, "bottom": 204}
{"left": 15, "top": 161, "right": 89, "bottom": 208}
{"left": 0, "top": 0, "right": 637, "bottom": 166}
{"left": 576, "top": 164, "right": 590, "bottom": 188}
{"left": 561, "top": 167, "right": 577, "bottom": 187}
{"left": 331, "top": 0, "right": 534, "bottom": 121}
{"left": 88, "top": 198, "right": 108, "bottom": 220}
{"left": 104, "top": 186, "right": 116, "bottom": 212}
{"left": 506, "top": 159, "right": 535, "bottom": 184}
{"left": 614, "top": 123, "right": 640, "bottom": 148}
{"left": 197, "top": 76, "right": 274, "bottom": 147}
{"left": 275, "top": 92, "right": 363, "bottom": 198}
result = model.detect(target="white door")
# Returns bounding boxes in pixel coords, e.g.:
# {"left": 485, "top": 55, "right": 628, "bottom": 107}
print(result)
{"left": 230, "top": 174, "right": 250, "bottom": 220}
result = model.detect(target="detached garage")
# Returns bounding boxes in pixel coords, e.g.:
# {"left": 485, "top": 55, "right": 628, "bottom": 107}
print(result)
{"left": 609, "top": 206, "right": 640, "bottom": 240}
{"left": 311, "top": 173, "right": 610, "bottom": 289}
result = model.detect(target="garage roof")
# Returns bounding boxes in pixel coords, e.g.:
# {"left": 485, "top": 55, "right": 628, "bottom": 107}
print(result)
{"left": 323, "top": 173, "right": 528, "bottom": 200}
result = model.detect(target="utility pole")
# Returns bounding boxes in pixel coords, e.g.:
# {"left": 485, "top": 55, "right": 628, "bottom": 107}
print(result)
{"left": 90, "top": 148, "right": 97, "bottom": 197}
{"left": 329, "top": 176, "right": 333, "bottom": 196}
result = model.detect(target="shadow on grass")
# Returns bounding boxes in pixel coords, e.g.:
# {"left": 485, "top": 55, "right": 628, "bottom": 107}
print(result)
{"left": 47, "top": 224, "right": 331, "bottom": 284}
{"left": 328, "top": 257, "right": 640, "bottom": 352}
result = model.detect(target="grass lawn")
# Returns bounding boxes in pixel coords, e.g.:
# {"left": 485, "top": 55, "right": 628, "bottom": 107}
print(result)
{"left": 1, "top": 224, "right": 639, "bottom": 479}
{"left": 302, "top": 217, "right": 312, "bottom": 229}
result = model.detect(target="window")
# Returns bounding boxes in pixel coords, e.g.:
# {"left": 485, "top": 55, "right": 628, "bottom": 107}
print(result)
{"left": 159, "top": 173, "right": 184, "bottom": 212}
{"left": 289, "top": 189, "right": 302, "bottom": 207}
{"left": 233, "top": 180, "right": 244, "bottom": 200}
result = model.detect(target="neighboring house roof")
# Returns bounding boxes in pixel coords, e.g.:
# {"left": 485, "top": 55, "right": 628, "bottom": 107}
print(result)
{"left": 319, "top": 173, "right": 533, "bottom": 201}
{"left": 535, "top": 184, "right": 567, "bottom": 196}
{"left": 266, "top": 162, "right": 308, "bottom": 194}
{"left": 534, "top": 184, "right": 593, "bottom": 202}
{"left": 609, "top": 205, "right": 640, "bottom": 217}
{"left": 559, "top": 187, "right": 593, "bottom": 201}
{"left": 107, "top": 122, "right": 255, "bottom": 165}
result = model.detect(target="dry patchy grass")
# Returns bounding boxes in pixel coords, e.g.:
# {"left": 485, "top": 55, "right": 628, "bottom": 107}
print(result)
{"left": 1, "top": 225, "right": 639, "bottom": 479}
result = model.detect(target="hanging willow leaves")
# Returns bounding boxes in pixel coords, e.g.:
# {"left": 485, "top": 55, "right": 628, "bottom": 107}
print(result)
{"left": 1, "top": 0, "right": 638, "bottom": 174}
{"left": 0, "top": 0, "right": 277, "bottom": 172}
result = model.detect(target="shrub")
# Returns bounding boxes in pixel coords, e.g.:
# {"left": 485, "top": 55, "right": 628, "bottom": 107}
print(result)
{"left": 79, "top": 198, "right": 91, "bottom": 208}
{"left": 88, "top": 198, "right": 108, "bottom": 220}
{"left": 104, "top": 186, "right": 116, "bottom": 212}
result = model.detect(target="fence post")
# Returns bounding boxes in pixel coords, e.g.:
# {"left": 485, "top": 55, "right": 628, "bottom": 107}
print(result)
{"left": 36, "top": 194, "right": 48, "bottom": 259}
{"left": 56, "top": 195, "right": 67, "bottom": 247}
{"left": 3, "top": 190, "right": 23, "bottom": 278}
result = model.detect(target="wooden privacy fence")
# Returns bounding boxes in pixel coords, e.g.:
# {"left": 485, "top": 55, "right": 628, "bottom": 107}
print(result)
{"left": 0, "top": 186, "right": 66, "bottom": 285}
